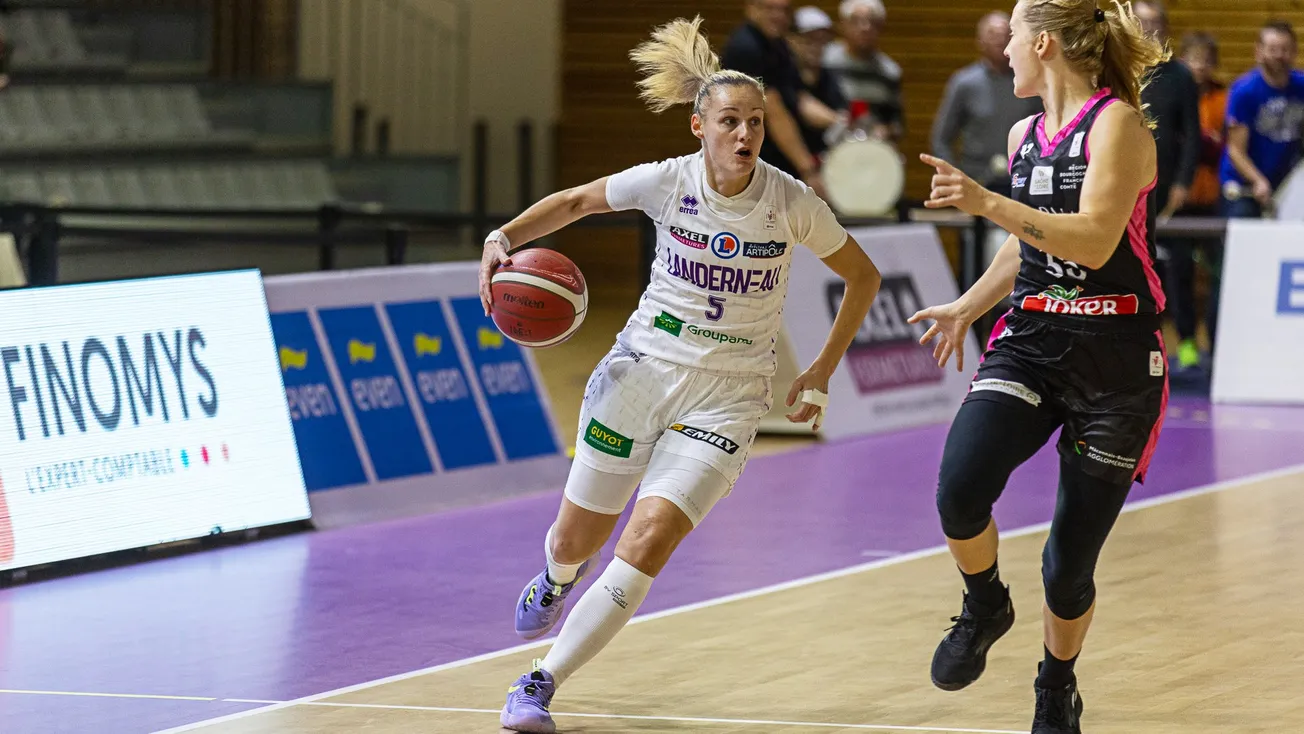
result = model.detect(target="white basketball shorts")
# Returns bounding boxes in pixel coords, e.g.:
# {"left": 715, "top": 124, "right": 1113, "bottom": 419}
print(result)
{"left": 572, "top": 346, "right": 771, "bottom": 489}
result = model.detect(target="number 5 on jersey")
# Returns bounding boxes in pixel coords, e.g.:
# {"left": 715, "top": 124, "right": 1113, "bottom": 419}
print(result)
{"left": 706, "top": 295, "right": 725, "bottom": 321}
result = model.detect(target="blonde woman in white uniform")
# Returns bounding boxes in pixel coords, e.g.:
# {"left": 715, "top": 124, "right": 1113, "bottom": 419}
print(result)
{"left": 478, "top": 16, "right": 883, "bottom": 733}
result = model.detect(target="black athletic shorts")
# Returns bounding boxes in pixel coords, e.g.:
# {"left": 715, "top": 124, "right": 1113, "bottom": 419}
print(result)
{"left": 964, "top": 309, "right": 1169, "bottom": 485}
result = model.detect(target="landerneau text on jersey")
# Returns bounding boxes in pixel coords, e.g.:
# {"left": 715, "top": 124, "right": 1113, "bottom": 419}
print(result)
{"left": 665, "top": 251, "right": 784, "bottom": 295}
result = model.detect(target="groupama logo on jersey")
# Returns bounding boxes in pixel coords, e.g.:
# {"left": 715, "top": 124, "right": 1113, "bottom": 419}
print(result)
{"left": 711, "top": 232, "right": 741, "bottom": 259}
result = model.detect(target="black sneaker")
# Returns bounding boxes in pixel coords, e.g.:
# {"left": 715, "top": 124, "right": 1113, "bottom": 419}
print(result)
{"left": 1032, "top": 670, "right": 1084, "bottom": 733}
{"left": 930, "top": 590, "right": 1014, "bottom": 691}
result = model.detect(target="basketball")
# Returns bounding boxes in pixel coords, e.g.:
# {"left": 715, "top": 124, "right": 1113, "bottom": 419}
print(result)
{"left": 489, "top": 248, "right": 588, "bottom": 348}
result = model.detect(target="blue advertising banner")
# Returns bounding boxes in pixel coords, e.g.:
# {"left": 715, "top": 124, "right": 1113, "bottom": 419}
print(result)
{"left": 263, "top": 263, "right": 569, "bottom": 529}
{"left": 384, "top": 300, "right": 496, "bottom": 470}
{"left": 316, "top": 306, "right": 433, "bottom": 481}
{"left": 270, "top": 311, "right": 367, "bottom": 491}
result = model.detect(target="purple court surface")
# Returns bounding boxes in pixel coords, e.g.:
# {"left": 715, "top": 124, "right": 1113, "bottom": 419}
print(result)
{"left": 1, "top": 395, "right": 1303, "bottom": 733}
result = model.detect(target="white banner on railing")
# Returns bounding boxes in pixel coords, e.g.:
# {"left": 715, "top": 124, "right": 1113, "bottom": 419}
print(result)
{"left": 763, "top": 224, "right": 980, "bottom": 439}
{"left": 1211, "top": 220, "right": 1304, "bottom": 405}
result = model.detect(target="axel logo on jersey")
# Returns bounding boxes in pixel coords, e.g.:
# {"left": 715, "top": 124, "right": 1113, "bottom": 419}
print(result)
{"left": 743, "top": 240, "right": 787, "bottom": 258}
{"left": 669, "top": 423, "right": 739, "bottom": 454}
{"left": 1021, "top": 285, "right": 1139, "bottom": 316}
{"left": 711, "top": 232, "right": 741, "bottom": 259}
{"left": 670, "top": 227, "right": 709, "bottom": 250}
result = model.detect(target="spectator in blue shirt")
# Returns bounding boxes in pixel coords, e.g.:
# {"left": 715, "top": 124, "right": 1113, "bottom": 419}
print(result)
{"left": 1220, "top": 20, "right": 1304, "bottom": 219}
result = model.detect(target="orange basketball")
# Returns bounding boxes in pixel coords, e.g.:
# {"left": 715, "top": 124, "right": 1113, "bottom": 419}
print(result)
{"left": 489, "top": 248, "right": 588, "bottom": 347}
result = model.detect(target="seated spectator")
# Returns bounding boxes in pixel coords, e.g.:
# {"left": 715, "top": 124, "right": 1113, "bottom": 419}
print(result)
{"left": 722, "top": 0, "right": 830, "bottom": 195}
{"left": 789, "top": 6, "right": 847, "bottom": 159}
{"left": 823, "top": 0, "right": 904, "bottom": 144}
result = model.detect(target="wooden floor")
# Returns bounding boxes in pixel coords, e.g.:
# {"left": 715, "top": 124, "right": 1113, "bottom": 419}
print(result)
{"left": 192, "top": 469, "right": 1304, "bottom": 734}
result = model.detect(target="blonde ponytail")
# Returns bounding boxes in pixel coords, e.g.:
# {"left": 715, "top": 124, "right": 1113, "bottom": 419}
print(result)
{"left": 1022, "top": 0, "right": 1170, "bottom": 127}
{"left": 629, "top": 15, "right": 764, "bottom": 115}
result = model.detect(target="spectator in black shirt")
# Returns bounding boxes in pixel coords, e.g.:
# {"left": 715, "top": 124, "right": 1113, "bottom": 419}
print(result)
{"left": 721, "top": 0, "right": 835, "bottom": 195}
{"left": 790, "top": 6, "right": 847, "bottom": 158}
{"left": 1136, "top": 1, "right": 1200, "bottom": 219}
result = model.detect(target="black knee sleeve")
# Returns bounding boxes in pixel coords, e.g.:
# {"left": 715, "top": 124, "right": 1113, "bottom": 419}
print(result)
{"left": 936, "top": 458, "right": 999, "bottom": 541}
{"left": 1041, "top": 541, "right": 1096, "bottom": 620}
{"left": 1041, "top": 463, "right": 1132, "bottom": 620}
{"left": 936, "top": 395, "right": 1057, "bottom": 541}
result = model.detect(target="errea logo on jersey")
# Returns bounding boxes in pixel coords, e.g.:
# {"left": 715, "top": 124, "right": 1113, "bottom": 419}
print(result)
{"left": 679, "top": 194, "right": 699, "bottom": 215}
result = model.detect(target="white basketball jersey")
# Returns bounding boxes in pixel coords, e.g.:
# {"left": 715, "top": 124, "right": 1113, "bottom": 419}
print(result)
{"left": 605, "top": 153, "right": 847, "bottom": 377}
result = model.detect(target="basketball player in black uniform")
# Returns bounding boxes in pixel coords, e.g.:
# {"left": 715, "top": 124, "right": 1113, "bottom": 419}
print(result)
{"left": 908, "top": 2, "right": 1169, "bottom": 732}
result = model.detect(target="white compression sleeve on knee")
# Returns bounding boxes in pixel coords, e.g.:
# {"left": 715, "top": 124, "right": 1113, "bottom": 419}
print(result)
{"left": 540, "top": 557, "right": 653, "bottom": 686}
{"left": 544, "top": 523, "right": 584, "bottom": 585}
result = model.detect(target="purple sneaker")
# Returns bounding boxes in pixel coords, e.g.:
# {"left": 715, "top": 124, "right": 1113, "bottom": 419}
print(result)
{"left": 501, "top": 662, "right": 556, "bottom": 733}
{"left": 514, "top": 556, "right": 594, "bottom": 640}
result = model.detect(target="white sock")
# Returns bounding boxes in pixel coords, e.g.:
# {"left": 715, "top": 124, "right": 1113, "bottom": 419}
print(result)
{"left": 544, "top": 524, "right": 583, "bottom": 585}
{"left": 540, "top": 557, "right": 653, "bottom": 685}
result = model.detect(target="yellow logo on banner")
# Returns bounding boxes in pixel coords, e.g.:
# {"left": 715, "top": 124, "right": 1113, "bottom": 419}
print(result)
{"left": 414, "top": 333, "right": 443, "bottom": 357}
{"left": 348, "top": 339, "right": 377, "bottom": 364}
{"left": 279, "top": 346, "right": 308, "bottom": 372}
{"left": 477, "top": 327, "right": 504, "bottom": 350}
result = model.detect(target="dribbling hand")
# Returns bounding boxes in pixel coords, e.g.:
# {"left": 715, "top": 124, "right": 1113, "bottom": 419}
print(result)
{"left": 479, "top": 231, "right": 512, "bottom": 315}
{"left": 786, "top": 362, "right": 832, "bottom": 431}
{"left": 907, "top": 301, "right": 972, "bottom": 372}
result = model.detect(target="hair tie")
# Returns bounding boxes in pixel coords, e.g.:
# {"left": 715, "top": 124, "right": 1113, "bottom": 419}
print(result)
{"left": 1094, "top": 8, "right": 1105, "bottom": 23}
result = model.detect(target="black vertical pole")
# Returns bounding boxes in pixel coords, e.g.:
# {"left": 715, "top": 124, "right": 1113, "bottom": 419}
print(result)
{"left": 517, "top": 119, "right": 534, "bottom": 212}
{"left": 473, "top": 119, "right": 489, "bottom": 242}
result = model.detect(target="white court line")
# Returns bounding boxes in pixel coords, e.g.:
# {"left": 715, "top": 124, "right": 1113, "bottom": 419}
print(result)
{"left": 296, "top": 700, "right": 1025, "bottom": 733}
{"left": 0, "top": 689, "right": 217, "bottom": 702}
{"left": 0, "top": 688, "right": 1023, "bottom": 732}
{"left": 153, "top": 461, "right": 1304, "bottom": 733}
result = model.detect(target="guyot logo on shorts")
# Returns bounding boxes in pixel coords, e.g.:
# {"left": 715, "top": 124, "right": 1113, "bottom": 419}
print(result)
{"left": 584, "top": 418, "right": 632, "bottom": 458}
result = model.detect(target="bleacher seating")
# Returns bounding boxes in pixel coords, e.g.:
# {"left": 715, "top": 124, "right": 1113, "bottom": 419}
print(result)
{"left": 0, "top": 160, "right": 340, "bottom": 209}
{"left": 0, "top": 84, "right": 255, "bottom": 154}
{"left": 1, "top": 10, "right": 129, "bottom": 73}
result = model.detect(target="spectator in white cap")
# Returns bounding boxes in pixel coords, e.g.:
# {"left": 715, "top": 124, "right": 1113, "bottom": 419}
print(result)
{"left": 823, "top": 0, "right": 904, "bottom": 143}
{"left": 790, "top": 6, "right": 848, "bottom": 158}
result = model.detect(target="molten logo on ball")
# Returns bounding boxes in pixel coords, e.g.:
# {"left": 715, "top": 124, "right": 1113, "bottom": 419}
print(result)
{"left": 503, "top": 292, "right": 546, "bottom": 310}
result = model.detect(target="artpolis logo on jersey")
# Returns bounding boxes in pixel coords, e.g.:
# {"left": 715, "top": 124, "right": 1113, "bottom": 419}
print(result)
{"left": 827, "top": 276, "right": 942, "bottom": 395}
{"left": 711, "top": 232, "right": 741, "bottom": 259}
{"left": 743, "top": 240, "right": 787, "bottom": 259}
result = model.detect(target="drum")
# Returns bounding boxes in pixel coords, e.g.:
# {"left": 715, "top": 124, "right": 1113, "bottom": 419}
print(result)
{"left": 822, "top": 135, "right": 905, "bottom": 218}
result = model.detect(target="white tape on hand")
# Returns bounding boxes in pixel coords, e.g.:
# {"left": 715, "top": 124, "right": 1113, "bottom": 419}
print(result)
{"left": 800, "top": 388, "right": 828, "bottom": 430}
{"left": 486, "top": 229, "right": 511, "bottom": 250}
